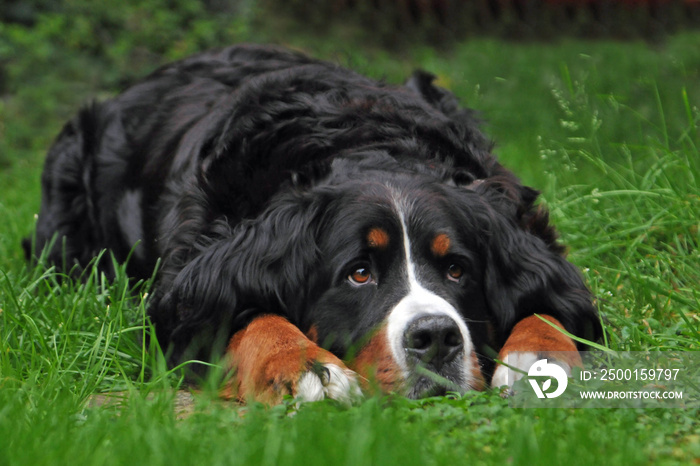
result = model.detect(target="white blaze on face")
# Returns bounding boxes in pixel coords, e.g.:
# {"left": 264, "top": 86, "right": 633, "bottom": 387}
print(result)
{"left": 385, "top": 195, "right": 475, "bottom": 389}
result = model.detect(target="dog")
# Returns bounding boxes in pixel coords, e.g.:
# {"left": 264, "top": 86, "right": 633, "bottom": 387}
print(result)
{"left": 26, "top": 44, "right": 600, "bottom": 404}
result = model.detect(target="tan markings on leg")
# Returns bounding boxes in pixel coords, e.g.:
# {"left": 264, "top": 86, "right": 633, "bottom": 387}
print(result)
{"left": 223, "top": 315, "right": 346, "bottom": 404}
{"left": 305, "top": 324, "right": 319, "bottom": 344}
{"left": 497, "top": 315, "right": 582, "bottom": 368}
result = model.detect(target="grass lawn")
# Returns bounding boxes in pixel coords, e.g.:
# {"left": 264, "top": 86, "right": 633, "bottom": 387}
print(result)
{"left": 1, "top": 9, "right": 699, "bottom": 465}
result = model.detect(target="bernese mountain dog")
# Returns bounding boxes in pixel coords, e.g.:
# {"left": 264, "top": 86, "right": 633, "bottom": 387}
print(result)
{"left": 25, "top": 44, "right": 600, "bottom": 404}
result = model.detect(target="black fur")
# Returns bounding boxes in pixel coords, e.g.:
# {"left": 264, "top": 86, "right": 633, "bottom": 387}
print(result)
{"left": 26, "top": 44, "right": 600, "bottom": 371}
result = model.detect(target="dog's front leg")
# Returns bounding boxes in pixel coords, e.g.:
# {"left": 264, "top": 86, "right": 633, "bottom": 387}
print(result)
{"left": 223, "top": 314, "right": 362, "bottom": 405}
{"left": 491, "top": 315, "right": 583, "bottom": 389}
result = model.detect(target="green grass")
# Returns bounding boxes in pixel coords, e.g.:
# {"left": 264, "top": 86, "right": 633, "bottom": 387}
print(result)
{"left": 1, "top": 9, "right": 699, "bottom": 465}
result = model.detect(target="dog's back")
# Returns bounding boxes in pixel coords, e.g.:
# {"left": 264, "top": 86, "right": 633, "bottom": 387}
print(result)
{"left": 25, "top": 45, "right": 497, "bottom": 280}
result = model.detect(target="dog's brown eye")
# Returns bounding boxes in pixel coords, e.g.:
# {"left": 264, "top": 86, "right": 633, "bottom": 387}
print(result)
{"left": 349, "top": 267, "right": 373, "bottom": 285}
{"left": 447, "top": 264, "right": 463, "bottom": 282}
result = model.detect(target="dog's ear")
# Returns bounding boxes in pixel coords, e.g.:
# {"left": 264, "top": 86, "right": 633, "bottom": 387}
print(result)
{"left": 150, "top": 192, "right": 326, "bottom": 363}
{"left": 471, "top": 180, "right": 601, "bottom": 348}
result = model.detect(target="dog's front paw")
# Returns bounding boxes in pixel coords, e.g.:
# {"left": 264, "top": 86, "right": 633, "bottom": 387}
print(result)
{"left": 492, "top": 351, "right": 575, "bottom": 389}
{"left": 296, "top": 363, "right": 363, "bottom": 405}
{"left": 490, "top": 315, "right": 582, "bottom": 392}
{"left": 225, "top": 315, "right": 364, "bottom": 405}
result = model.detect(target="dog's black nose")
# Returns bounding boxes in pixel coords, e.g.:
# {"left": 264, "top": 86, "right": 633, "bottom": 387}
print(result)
{"left": 404, "top": 314, "right": 464, "bottom": 370}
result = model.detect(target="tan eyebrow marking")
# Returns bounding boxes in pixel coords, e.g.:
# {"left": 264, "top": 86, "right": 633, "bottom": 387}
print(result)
{"left": 367, "top": 227, "right": 390, "bottom": 250}
{"left": 431, "top": 233, "right": 451, "bottom": 257}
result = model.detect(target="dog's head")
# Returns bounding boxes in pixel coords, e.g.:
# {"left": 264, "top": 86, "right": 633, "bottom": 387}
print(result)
{"left": 305, "top": 161, "right": 493, "bottom": 397}
{"left": 155, "top": 151, "right": 597, "bottom": 398}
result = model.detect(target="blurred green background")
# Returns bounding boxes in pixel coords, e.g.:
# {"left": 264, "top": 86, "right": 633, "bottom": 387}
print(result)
{"left": 2, "top": 0, "right": 699, "bottom": 179}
